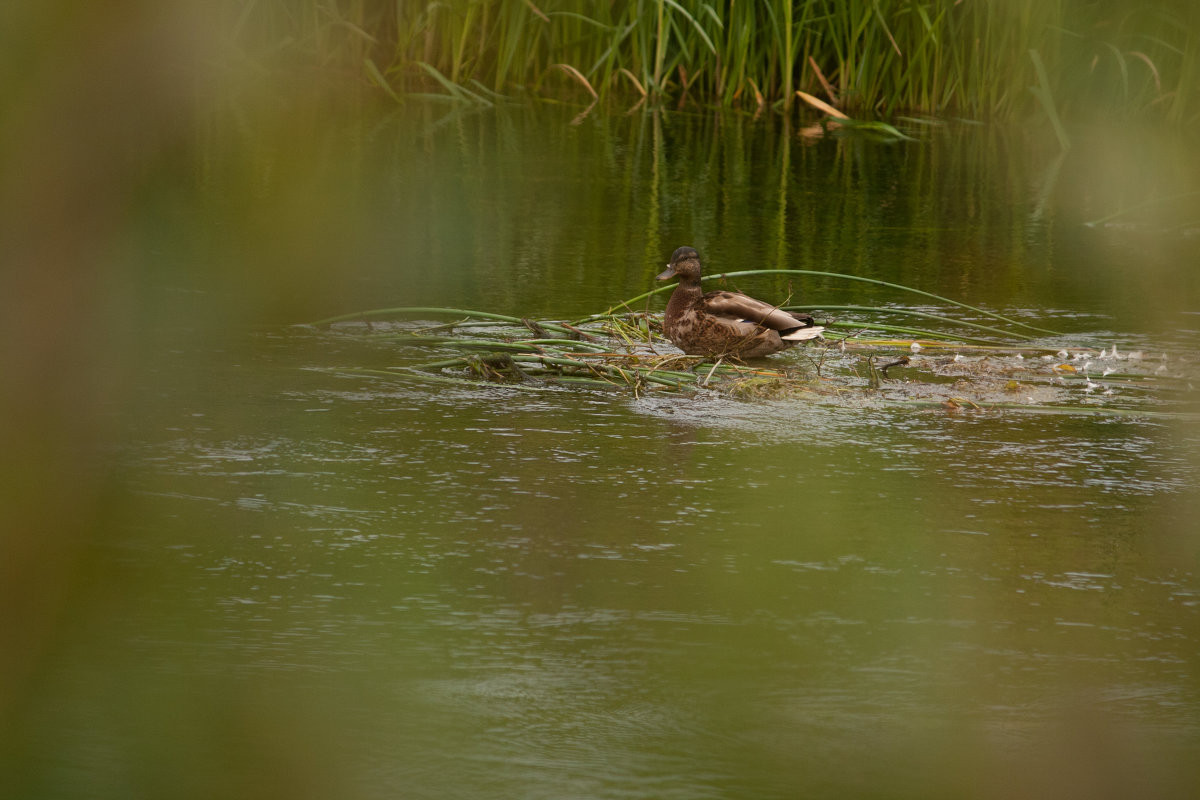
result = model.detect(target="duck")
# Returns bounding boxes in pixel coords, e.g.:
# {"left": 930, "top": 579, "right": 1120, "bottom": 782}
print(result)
{"left": 656, "top": 246, "right": 824, "bottom": 359}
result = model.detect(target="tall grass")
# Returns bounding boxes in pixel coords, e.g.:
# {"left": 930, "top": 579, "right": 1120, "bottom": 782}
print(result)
{"left": 229, "top": 0, "right": 1200, "bottom": 123}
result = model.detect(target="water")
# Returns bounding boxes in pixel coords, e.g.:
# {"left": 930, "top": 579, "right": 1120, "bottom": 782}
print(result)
{"left": 6, "top": 101, "right": 1200, "bottom": 799}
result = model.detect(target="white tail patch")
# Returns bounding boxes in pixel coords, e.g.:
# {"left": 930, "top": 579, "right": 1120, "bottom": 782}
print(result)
{"left": 781, "top": 326, "right": 825, "bottom": 341}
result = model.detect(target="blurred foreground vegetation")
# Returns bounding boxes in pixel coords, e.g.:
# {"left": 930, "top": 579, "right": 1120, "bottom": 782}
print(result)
{"left": 228, "top": 0, "right": 1200, "bottom": 122}
{"left": 2, "top": 3, "right": 1199, "bottom": 799}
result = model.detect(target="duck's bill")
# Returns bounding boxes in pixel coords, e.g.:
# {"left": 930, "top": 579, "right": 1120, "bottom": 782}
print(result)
{"left": 655, "top": 267, "right": 676, "bottom": 281}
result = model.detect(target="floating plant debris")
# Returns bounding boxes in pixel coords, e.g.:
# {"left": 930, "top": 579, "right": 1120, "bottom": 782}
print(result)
{"left": 311, "top": 275, "right": 1198, "bottom": 419}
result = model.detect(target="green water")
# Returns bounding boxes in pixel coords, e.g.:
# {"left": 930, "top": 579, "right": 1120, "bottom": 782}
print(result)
{"left": 6, "top": 102, "right": 1200, "bottom": 799}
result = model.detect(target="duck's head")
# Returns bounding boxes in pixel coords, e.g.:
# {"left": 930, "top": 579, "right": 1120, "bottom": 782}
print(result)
{"left": 656, "top": 246, "right": 702, "bottom": 282}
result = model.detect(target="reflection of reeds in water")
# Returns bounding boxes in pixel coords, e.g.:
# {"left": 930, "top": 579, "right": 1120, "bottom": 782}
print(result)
{"left": 181, "top": 89, "right": 1199, "bottom": 338}
{"left": 232, "top": 0, "right": 1199, "bottom": 123}
{"left": 203, "top": 98, "right": 1186, "bottom": 325}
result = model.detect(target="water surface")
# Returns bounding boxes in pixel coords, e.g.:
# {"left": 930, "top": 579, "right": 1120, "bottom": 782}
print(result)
{"left": 11, "top": 102, "right": 1200, "bottom": 799}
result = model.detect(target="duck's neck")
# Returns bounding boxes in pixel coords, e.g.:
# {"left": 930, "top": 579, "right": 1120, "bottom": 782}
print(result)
{"left": 665, "top": 278, "right": 702, "bottom": 321}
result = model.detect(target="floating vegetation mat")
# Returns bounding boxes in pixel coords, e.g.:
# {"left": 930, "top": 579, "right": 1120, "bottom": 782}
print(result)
{"left": 311, "top": 289, "right": 1199, "bottom": 420}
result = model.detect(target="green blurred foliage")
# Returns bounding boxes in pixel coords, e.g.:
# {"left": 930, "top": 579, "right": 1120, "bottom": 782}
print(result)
{"left": 1, "top": 4, "right": 1197, "bottom": 799}
{"left": 0, "top": 6, "right": 351, "bottom": 796}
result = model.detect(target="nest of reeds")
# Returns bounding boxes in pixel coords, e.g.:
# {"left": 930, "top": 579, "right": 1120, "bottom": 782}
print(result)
{"left": 311, "top": 274, "right": 1199, "bottom": 419}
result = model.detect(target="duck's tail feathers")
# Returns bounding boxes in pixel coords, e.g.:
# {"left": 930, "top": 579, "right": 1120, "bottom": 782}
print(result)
{"left": 781, "top": 326, "right": 825, "bottom": 341}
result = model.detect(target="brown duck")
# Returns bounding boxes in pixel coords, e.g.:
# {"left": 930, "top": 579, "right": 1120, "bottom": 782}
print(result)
{"left": 656, "top": 246, "right": 824, "bottom": 359}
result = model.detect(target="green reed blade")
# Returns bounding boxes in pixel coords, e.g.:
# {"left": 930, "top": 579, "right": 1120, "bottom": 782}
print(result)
{"left": 884, "top": 398, "right": 1198, "bottom": 420}
{"left": 824, "top": 321, "right": 1000, "bottom": 346}
{"left": 363, "top": 58, "right": 401, "bottom": 104}
{"left": 312, "top": 306, "right": 527, "bottom": 326}
{"left": 311, "top": 307, "right": 580, "bottom": 338}
{"left": 712, "top": 270, "right": 1060, "bottom": 335}
{"left": 390, "top": 336, "right": 547, "bottom": 352}
{"left": 662, "top": 0, "right": 719, "bottom": 55}
{"left": 585, "top": 270, "right": 1060, "bottom": 336}
{"left": 517, "top": 338, "right": 611, "bottom": 351}
{"left": 1028, "top": 49, "right": 1070, "bottom": 152}
{"left": 794, "top": 305, "right": 1036, "bottom": 340}
{"left": 416, "top": 61, "right": 492, "bottom": 106}
{"left": 319, "top": 366, "right": 551, "bottom": 391}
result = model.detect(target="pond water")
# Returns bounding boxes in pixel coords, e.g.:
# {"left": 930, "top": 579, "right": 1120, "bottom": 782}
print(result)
{"left": 11, "top": 100, "right": 1200, "bottom": 798}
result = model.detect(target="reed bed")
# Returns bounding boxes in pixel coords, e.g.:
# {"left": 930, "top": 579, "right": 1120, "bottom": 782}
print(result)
{"left": 233, "top": 0, "right": 1200, "bottom": 124}
{"left": 312, "top": 273, "right": 1198, "bottom": 418}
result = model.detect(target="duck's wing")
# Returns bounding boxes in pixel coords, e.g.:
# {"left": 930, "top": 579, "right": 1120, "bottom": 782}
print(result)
{"left": 780, "top": 325, "right": 824, "bottom": 341}
{"left": 701, "top": 291, "right": 816, "bottom": 332}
